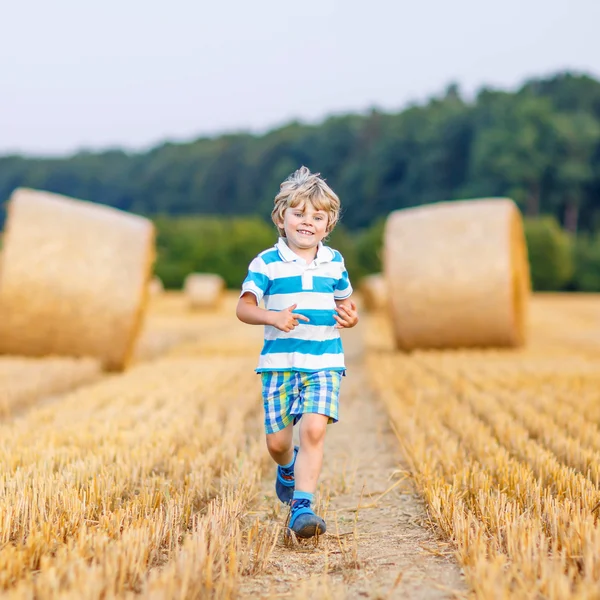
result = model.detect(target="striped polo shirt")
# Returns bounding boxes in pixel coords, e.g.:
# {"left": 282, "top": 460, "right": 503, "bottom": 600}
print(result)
{"left": 241, "top": 237, "right": 353, "bottom": 373}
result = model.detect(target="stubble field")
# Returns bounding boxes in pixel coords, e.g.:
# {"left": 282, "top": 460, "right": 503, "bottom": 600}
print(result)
{"left": 0, "top": 291, "right": 599, "bottom": 599}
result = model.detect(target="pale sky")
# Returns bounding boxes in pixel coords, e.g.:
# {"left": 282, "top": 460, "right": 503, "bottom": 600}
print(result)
{"left": 2, "top": 0, "right": 599, "bottom": 156}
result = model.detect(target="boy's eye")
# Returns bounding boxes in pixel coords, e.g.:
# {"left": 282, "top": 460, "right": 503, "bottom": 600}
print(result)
{"left": 315, "top": 216, "right": 323, "bottom": 221}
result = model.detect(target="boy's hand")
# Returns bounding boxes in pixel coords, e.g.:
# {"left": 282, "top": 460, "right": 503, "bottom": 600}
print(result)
{"left": 334, "top": 299, "right": 359, "bottom": 329}
{"left": 271, "top": 304, "right": 310, "bottom": 332}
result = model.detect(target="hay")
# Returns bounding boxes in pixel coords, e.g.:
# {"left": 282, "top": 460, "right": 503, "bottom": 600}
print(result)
{"left": 184, "top": 273, "right": 225, "bottom": 310}
{"left": 0, "top": 188, "right": 155, "bottom": 371}
{"left": 383, "top": 198, "right": 530, "bottom": 350}
{"left": 359, "top": 273, "right": 389, "bottom": 311}
{"left": 149, "top": 276, "right": 164, "bottom": 296}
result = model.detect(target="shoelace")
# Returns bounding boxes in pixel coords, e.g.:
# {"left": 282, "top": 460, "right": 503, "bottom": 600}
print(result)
{"left": 280, "top": 463, "right": 294, "bottom": 478}
{"left": 291, "top": 498, "right": 311, "bottom": 513}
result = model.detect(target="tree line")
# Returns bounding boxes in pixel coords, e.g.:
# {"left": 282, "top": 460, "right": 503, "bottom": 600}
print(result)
{"left": 1, "top": 70, "right": 600, "bottom": 290}
{"left": 153, "top": 214, "right": 596, "bottom": 293}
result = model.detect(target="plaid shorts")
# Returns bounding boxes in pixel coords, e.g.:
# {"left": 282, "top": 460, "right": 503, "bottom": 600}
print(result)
{"left": 260, "top": 370, "right": 343, "bottom": 434}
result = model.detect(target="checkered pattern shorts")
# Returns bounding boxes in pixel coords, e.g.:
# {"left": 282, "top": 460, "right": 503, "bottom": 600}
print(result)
{"left": 260, "top": 370, "right": 343, "bottom": 434}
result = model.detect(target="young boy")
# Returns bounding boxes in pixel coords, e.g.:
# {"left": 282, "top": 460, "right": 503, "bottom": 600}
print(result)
{"left": 236, "top": 166, "right": 359, "bottom": 539}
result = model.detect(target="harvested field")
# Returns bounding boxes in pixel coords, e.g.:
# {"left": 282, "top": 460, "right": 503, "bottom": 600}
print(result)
{"left": 0, "top": 291, "right": 598, "bottom": 598}
{"left": 366, "top": 293, "right": 600, "bottom": 598}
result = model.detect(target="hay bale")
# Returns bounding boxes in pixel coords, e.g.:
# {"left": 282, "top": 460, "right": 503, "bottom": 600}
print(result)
{"left": 184, "top": 273, "right": 225, "bottom": 310}
{"left": 359, "top": 273, "right": 389, "bottom": 311}
{"left": 383, "top": 198, "right": 530, "bottom": 350}
{"left": 0, "top": 188, "right": 155, "bottom": 370}
{"left": 149, "top": 276, "right": 164, "bottom": 296}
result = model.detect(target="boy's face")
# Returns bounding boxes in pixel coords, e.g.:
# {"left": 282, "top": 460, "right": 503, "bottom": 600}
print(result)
{"left": 279, "top": 201, "right": 329, "bottom": 253}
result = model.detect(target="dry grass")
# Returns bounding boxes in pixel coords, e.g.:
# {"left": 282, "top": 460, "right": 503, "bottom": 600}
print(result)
{"left": 133, "top": 291, "right": 263, "bottom": 361}
{"left": 366, "top": 293, "right": 600, "bottom": 599}
{"left": 0, "top": 355, "right": 268, "bottom": 597}
{"left": 0, "top": 292, "right": 271, "bottom": 598}
{"left": 0, "top": 356, "right": 102, "bottom": 418}
{"left": 3, "top": 289, "right": 600, "bottom": 598}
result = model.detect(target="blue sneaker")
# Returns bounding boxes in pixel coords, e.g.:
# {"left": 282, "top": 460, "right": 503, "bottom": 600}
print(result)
{"left": 275, "top": 446, "right": 299, "bottom": 505}
{"left": 288, "top": 499, "right": 326, "bottom": 539}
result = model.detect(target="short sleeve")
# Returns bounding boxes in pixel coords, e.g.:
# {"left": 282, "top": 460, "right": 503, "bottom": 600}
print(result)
{"left": 334, "top": 258, "right": 353, "bottom": 300}
{"left": 240, "top": 256, "right": 270, "bottom": 304}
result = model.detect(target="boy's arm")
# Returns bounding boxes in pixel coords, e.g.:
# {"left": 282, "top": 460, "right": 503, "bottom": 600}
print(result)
{"left": 236, "top": 292, "right": 309, "bottom": 332}
{"left": 334, "top": 296, "right": 359, "bottom": 329}
{"left": 333, "top": 252, "right": 357, "bottom": 329}
{"left": 236, "top": 292, "right": 276, "bottom": 326}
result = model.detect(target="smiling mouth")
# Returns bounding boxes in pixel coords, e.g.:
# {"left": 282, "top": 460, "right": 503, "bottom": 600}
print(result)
{"left": 297, "top": 230, "right": 314, "bottom": 235}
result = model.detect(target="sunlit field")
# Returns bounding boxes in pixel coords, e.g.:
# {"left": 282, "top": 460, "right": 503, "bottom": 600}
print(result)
{"left": 366, "top": 294, "right": 600, "bottom": 598}
{"left": 0, "top": 291, "right": 599, "bottom": 598}
{"left": 0, "top": 293, "right": 271, "bottom": 599}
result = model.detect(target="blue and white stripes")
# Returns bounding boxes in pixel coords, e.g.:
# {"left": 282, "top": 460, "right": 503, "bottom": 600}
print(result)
{"left": 241, "top": 238, "right": 353, "bottom": 373}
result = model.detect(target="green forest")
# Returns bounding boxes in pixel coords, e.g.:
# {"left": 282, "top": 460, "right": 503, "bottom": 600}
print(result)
{"left": 1, "top": 71, "right": 600, "bottom": 291}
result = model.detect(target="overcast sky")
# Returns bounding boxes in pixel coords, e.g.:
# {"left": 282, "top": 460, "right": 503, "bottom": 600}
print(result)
{"left": 2, "top": 0, "right": 599, "bottom": 157}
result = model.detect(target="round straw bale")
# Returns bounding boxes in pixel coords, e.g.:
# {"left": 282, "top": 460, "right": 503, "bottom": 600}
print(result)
{"left": 149, "top": 275, "right": 164, "bottom": 296}
{"left": 184, "top": 273, "right": 225, "bottom": 310}
{"left": 383, "top": 198, "right": 530, "bottom": 350}
{"left": 359, "top": 273, "right": 389, "bottom": 311}
{"left": 0, "top": 188, "right": 155, "bottom": 370}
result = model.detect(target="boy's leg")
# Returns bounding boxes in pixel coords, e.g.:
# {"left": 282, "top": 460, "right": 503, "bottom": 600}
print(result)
{"left": 267, "top": 424, "right": 299, "bottom": 505}
{"left": 287, "top": 414, "right": 329, "bottom": 538}
{"left": 261, "top": 371, "right": 301, "bottom": 504}
{"left": 265, "top": 423, "right": 294, "bottom": 466}
{"left": 294, "top": 413, "right": 329, "bottom": 493}
{"left": 293, "top": 370, "right": 341, "bottom": 494}
{"left": 288, "top": 371, "right": 341, "bottom": 538}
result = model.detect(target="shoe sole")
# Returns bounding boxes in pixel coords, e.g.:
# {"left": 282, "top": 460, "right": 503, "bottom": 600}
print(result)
{"left": 292, "top": 522, "right": 326, "bottom": 539}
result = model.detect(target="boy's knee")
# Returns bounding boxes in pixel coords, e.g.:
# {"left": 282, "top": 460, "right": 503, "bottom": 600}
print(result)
{"left": 266, "top": 434, "right": 290, "bottom": 456}
{"left": 302, "top": 418, "right": 327, "bottom": 446}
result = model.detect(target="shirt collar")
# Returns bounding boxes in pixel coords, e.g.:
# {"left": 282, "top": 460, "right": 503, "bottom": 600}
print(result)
{"left": 276, "top": 237, "right": 334, "bottom": 265}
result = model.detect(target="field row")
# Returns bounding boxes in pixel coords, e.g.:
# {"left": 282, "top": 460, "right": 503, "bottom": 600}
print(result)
{"left": 0, "top": 293, "right": 273, "bottom": 599}
{"left": 366, "top": 295, "right": 600, "bottom": 599}
{"left": 0, "top": 352, "right": 271, "bottom": 599}
{"left": 0, "top": 293, "right": 263, "bottom": 419}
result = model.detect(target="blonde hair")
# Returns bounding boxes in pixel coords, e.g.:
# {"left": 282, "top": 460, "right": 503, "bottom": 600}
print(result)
{"left": 271, "top": 166, "right": 341, "bottom": 237}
